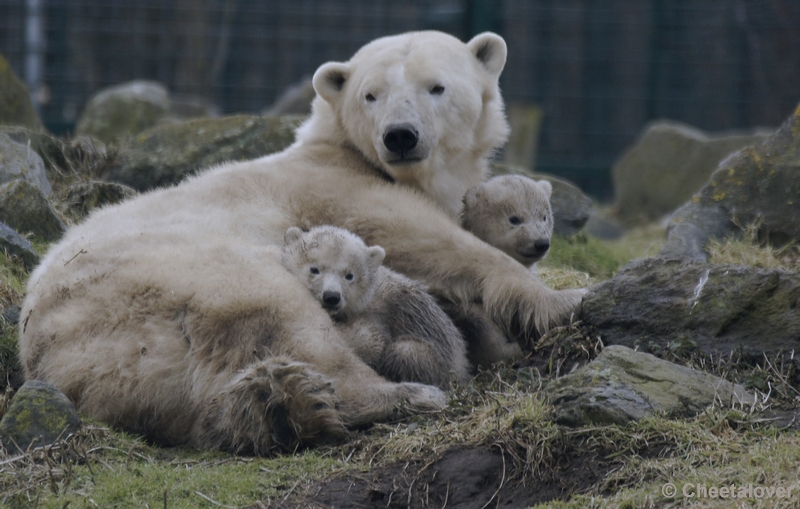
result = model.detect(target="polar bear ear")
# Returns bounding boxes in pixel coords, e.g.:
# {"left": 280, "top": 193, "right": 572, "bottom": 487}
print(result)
{"left": 467, "top": 32, "right": 507, "bottom": 78}
{"left": 313, "top": 62, "right": 351, "bottom": 104}
{"left": 366, "top": 246, "right": 386, "bottom": 270}
{"left": 538, "top": 180, "right": 553, "bottom": 199}
{"left": 284, "top": 226, "right": 305, "bottom": 246}
{"left": 462, "top": 186, "right": 481, "bottom": 210}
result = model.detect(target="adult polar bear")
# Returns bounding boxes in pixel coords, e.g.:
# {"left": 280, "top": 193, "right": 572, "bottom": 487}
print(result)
{"left": 20, "top": 31, "right": 584, "bottom": 454}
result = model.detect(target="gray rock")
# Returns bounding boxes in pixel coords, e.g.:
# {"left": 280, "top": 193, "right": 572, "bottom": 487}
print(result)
{"left": 547, "top": 345, "right": 753, "bottom": 427}
{"left": 264, "top": 77, "right": 315, "bottom": 116}
{"left": 0, "top": 133, "right": 52, "bottom": 196}
{"left": 0, "top": 54, "right": 43, "bottom": 130}
{"left": 613, "top": 121, "right": 771, "bottom": 226}
{"left": 76, "top": 80, "right": 170, "bottom": 144}
{"left": 58, "top": 180, "right": 137, "bottom": 219}
{"left": 489, "top": 162, "right": 593, "bottom": 236}
{"left": 585, "top": 210, "right": 625, "bottom": 241}
{"left": 2, "top": 304, "right": 20, "bottom": 324}
{"left": 0, "top": 380, "right": 81, "bottom": 452}
{"left": 0, "top": 180, "right": 66, "bottom": 241}
{"left": 0, "top": 221, "right": 39, "bottom": 270}
{"left": 104, "top": 114, "right": 305, "bottom": 191}
{"left": 661, "top": 105, "right": 800, "bottom": 258}
{"left": 581, "top": 257, "right": 800, "bottom": 360}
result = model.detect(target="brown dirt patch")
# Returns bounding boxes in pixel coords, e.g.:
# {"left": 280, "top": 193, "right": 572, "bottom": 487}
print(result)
{"left": 296, "top": 445, "right": 620, "bottom": 508}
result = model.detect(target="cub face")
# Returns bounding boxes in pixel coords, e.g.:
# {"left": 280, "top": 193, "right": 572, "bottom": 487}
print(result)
{"left": 281, "top": 226, "right": 386, "bottom": 318}
{"left": 461, "top": 175, "right": 554, "bottom": 267}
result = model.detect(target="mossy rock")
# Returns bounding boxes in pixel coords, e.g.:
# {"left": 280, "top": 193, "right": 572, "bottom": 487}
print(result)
{"left": 0, "top": 221, "right": 39, "bottom": 270}
{"left": 104, "top": 114, "right": 305, "bottom": 191}
{"left": 0, "top": 180, "right": 66, "bottom": 241}
{"left": 0, "top": 133, "right": 52, "bottom": 197}
{"left": 0, "top": 380, "right": 81, "bottom": 452}
{"left": 581, "top": 257, "right": 800, "bottom": 360}
{"left": 547, "top": 345, "right": 752, "bottom": 426}
{"left": 58, "top": 180, "right": 138, "bottom": 220}
{"left": 76, "top": 80, "right": 170, "bottom": 144}
{"left": 0, "top": 54, "right": 43, "bottom": 130}
{"left": 613, "top": 121, "right": 770, "bottom": 226}
{"left": 664, "top": 104, "right": 800, "bottom": 259}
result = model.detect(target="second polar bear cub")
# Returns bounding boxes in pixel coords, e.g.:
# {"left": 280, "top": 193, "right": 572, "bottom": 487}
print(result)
{"left": 461, "top": 174, "right": 554, "bottom": 268}
{"left": 282, "top": 226, "right": 469, "bottom": 387}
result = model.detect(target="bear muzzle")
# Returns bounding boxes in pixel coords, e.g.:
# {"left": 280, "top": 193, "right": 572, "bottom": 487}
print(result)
{"left": 382, "top": 123, "right": 426, "bottom": 164}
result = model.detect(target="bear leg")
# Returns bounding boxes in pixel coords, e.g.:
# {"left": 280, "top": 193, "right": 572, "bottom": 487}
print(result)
{"left": 192, "top": 356, "right": 343, "bottom": 455}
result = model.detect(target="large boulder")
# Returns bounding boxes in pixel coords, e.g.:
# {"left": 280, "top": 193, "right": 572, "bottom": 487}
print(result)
{"left": 547, "top": 345, "right": 753, "bottom": 427}
{"left": 581, "top": 257, "right": 800, "bottom": 361}
{"left": 613, "top": 121, "right": 770, "bottom": 226}
{"left": 75, "top": 81, "right": 170, "bottom": 144}
{"left": 0, "top": 54, "right": 42, "bottom": 130}
{"left": 663, "top": 105, "right": 800, "bottom": 260}
{"left": 489, "top": 162, "right": 593, "bottom": 236}
{"left": 263, "top": 77, "right": 315, "bottom": 116}
{"left": 0, "top": 133, "right": 52, "bottom": 196}
{"left": 0, "top": 380, "right": 81, "bottom": 452}
{"left": 0, "top": 180, "right": 66, "bottom": 241}
{"left": 104, "top": 115, "right": 305, "bottom": 191}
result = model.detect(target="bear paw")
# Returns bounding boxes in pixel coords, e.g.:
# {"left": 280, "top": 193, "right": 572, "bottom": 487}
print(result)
{"left": 395, "top": 383, "right": 447, "bottom": 415}
{"left": 194, "top": 356, "right": 344, "bottom": 455}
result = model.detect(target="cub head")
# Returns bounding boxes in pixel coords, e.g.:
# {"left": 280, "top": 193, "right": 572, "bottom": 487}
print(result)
{"left": 461, "top": 175, "right": 554, "bottom": 268}
{"left": 301, "top": 31, "right": 510, "bottom": 216}
{"left": 281, "top": 226, "right": 386, "bottom": 319}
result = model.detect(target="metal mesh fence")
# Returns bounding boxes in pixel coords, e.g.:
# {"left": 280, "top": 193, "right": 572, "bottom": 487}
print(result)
{"left": 1, "top": 0, "right": 799, "bottom": 199}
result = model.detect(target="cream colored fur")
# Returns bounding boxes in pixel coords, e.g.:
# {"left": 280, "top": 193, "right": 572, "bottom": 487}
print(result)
{"left": 282, "top": 226, "right": 469, "bottom": 387}
{"left": 19, "top": 31, "right": 583, "bottom": 454}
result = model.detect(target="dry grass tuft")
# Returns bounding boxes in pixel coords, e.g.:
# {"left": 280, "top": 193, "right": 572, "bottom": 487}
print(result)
{"left": 708, "top": 222, "right": 799, "bottom": 272}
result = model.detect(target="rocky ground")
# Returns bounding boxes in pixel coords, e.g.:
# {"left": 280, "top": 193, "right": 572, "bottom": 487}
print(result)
{"left": 1, "top": 62, "right": 800, "bottom": 508}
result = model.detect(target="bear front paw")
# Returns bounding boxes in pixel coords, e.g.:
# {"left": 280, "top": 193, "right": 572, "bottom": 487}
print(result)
{"left": 194, "top": 357, "right": 344, "bottom": 455}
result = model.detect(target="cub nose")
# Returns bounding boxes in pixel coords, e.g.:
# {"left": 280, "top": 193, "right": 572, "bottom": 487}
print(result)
{"left": 534, "top": 240, "right": 550, "bottom": 254}
{"left": 322, "top": 291, "right": 341, "bottom": 307}
{"left": 383, "top": 124, "right": 418, "bottom": 155}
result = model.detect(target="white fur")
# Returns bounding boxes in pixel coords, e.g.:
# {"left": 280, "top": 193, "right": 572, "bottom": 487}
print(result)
{"left": 19, "top": 31, "right": 582, "bottom": 453}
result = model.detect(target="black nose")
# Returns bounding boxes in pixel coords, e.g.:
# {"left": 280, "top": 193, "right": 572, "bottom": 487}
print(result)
{"left": 322, "top": 291, "right": 341, "bottom": 307}
{"left": 383, "top": 124, "right": 418, "bottom": 155}
{"left": 534, "top": 240, "right": 550, "bottom": 254}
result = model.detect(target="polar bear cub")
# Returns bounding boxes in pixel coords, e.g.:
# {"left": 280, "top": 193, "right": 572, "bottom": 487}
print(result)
{"left": 461, "top": 174, "right": 554, "bottom": 268}
{"left": 452, "top": 175, "right": 555, "bottom": 369}
{"left": 282, "top": 226, "right": 469, "bottom": 387}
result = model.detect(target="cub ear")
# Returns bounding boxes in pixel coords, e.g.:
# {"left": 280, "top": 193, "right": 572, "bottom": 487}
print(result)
{"left": 538, "top": 180, "right": 553, "bottom": 199}
{"left": 366, "top": 246, "right": 386, "bottom": 270}
{"left": 462, "top": 186, "right": 482, "bottom": 210}
{"left": 284, "top": 226, "right": 304, "bottom": 246}
{"left": 467, "top": 32, "right": 507, "bottom": 77}
{"left": 313, "top": 62, "right": 351, "bottom": 104}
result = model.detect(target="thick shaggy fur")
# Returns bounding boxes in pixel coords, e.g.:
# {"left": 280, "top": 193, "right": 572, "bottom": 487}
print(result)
{"left": 19, "top": 31, "right": 584, "bottom": 454}
{"left": 282, "top": 226, "right": 469, "bottom": 387}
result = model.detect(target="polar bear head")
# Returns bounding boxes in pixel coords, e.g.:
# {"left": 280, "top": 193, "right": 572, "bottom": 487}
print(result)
{"left": 281, "top": 226, "right": 386, "bottom": 319}
{"left": 300, "top": 31, "right": 510, "bottom": 217}
{"left": 461, "top": 175, "right": 554, "bottom": 268}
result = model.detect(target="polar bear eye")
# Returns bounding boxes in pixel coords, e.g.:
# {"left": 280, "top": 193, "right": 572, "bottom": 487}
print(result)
{"left": 542, "top": 214, "right": 548, "bottom": 221}
{"left": 345, "top": 273, "right": 354, "bottom": 281}
{"left": 365, "top": 93, "right": 376, "bottom": 102}
{"left": 509, "top": 216, "right": 522, "bottom": 226}
{"left": 430, "top": 85, "right": 445, "bottom": 95}
{"left": 310, "top": 267, "right": 320, "bottom": 275}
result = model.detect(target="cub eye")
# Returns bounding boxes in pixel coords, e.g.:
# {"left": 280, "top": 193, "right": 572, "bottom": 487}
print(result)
{"left": 430, "top": 85, "right": 445, "bottom": 95}
{"left": 345, "top": 273, "right": 354, "bottom": 281}
{"left": 542, "top": 214, "right": 548, "bottom": 221}
{"left": 365, "top": 93, "right": 376, "bottom": 102}
{"left": 310, "top": 267, "right": 320, "bottom": 275}
{"left": 509, "top": 216, "right": 522, "bottom": 226}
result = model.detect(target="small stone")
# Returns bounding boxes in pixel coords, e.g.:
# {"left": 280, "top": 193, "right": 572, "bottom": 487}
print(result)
{"left": 0, "top": 54, "right": 43, "bottom": 130}
{"left": 58, "top": 180, "right": 138, "bottom": 219}
{"left": 547, "top": 345, "right": 753, "bottom": 427}
{"left": 0, "top": 380, "right": 81, "bottom": 452}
